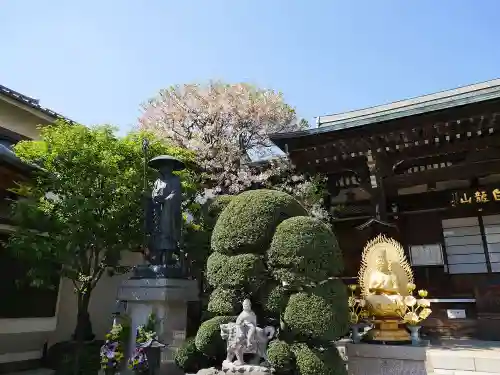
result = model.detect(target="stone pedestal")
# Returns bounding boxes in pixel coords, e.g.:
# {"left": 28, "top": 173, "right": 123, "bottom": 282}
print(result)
{"left": 346, "top": 343, "right": 432, "bottom": 375}
{"left": 117, "top": 277, "right": 198, "bottom": 375}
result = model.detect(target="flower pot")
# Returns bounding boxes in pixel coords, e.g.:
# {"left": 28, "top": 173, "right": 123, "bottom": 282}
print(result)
{"left": 407, "top": 325, "right": 421, "bottom": 346}
{"left": 351, "top": 323, "right": 364, "bottom": 343}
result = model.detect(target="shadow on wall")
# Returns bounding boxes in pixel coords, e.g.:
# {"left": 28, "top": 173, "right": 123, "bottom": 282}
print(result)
{"left": 48, "top": 251, "right": 144, "bottom": 346}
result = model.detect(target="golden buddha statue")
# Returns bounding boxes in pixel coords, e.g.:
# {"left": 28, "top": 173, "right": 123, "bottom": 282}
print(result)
{"left": 358, "top": 235, "right": 414, "bottom": 343}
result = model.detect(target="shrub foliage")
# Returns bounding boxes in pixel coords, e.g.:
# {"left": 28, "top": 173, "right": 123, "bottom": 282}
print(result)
{"left": 175, "top": 189, "right": 348, "bottom": 374}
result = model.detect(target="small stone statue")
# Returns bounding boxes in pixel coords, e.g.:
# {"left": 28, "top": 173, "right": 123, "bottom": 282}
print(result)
{"left": 220, "top": 299, "right": 275, "bottom": 369}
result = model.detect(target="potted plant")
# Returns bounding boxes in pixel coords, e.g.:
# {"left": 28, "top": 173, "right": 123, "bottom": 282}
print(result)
{"left": 100, "top": 318, "right": 130, "bottom": 375}
{"left": 348, "top": 284, "right": 370, "bottom": 343}
{"left": 400, "top": 283, "right": 432, "bottom": 345}
{"left": 128, "top": 313, "right": 166, "bottom": 375}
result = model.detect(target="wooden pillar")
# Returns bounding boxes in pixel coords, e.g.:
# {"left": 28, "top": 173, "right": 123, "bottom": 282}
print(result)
{"left": 356, "top": 151, "right": 400, "bottom": 240}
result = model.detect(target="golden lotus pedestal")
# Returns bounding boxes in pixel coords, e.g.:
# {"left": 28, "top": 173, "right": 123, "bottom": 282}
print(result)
{"left": 364, "top": 318, "right": 410, "bottom": 344}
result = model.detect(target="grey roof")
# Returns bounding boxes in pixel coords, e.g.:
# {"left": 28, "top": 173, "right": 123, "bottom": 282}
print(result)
{"left": 270, "top": 78, "right": 500, "bottom": 144}
{"left": 0, "top": 84, "right": 75, "bottom": 124}
{"left": 317, "top": 78, "right": 500, "bottom": 131}
{"left": 0, "top": 144, "right": 41, "bottom": 173}
{"left": 0, "top": 84, "right": 72, "bottom": 174}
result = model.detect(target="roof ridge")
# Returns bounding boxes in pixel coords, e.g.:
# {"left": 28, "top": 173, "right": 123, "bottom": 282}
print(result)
{"left": 318, "top": 78, "right": 500, "bottom": 126}
{"left": 0, "top": 84, "right": 75, "bottom": 124}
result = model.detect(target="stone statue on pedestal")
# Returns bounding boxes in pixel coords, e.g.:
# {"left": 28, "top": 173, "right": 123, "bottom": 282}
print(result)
{"left": 220, "top": 299, "right": 275, "bottom": 370}
{"left": 134, "top": 154, "right": 186, "bottom": 279}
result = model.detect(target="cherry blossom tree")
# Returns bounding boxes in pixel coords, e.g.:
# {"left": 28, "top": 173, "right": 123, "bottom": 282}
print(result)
{"left": 139, "top": 81, "right": 308, "bottom": 194}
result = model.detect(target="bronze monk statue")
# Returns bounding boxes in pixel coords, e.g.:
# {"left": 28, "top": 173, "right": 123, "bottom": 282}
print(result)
{"left": 135, "top": 154, "right": 186, "bottom": 279}
{"left": 146, "top": 155, "right": 184, "bottom": 266}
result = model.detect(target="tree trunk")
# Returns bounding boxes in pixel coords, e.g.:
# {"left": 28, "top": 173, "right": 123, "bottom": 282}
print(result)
{"left": 73, "top": 292, "right": 95, "bottom": 341}
{"left": 72, "top": 292, "right": 95, "bottom": 375}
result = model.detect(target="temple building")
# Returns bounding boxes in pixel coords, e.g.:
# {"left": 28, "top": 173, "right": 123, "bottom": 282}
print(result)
{"left": 270, "top": 79, "right": 500, "bottom": 341}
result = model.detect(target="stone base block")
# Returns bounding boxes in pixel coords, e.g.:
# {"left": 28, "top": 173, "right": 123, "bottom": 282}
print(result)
{"left": 188, "top": 366, "right": 272, "bottom": 375}
{"left": 221, "top": 360, "right": 272, "bottom": 374}
{"left": 117, "top": 278, "right": 198, "bottom": 302}
{"left": 116, "top": 277, "right": 199, "bottom": 374}
{"left": 346, "top": 343, "right": 432, "bottom": 375}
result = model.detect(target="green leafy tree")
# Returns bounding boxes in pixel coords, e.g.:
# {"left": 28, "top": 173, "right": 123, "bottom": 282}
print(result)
{"left": 175, "top": 189, "right": 349, "bottom": 375}
{"left": 8, "top": 122, "right": 198, "bottom": 343}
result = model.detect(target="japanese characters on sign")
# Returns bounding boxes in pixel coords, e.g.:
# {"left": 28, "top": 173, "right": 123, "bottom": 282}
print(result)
{"left": 452, "top": 188, "right": 500, "bottom": 206}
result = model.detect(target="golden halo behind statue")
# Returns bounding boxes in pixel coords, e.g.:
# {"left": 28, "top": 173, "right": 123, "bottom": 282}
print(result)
{"left": 358, "top": 234, "right": 414, "bottom": 298}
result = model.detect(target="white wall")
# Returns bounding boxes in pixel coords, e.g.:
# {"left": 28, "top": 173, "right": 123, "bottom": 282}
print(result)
{"left": 0, "top": 99, "right": 52, "bottom": 140}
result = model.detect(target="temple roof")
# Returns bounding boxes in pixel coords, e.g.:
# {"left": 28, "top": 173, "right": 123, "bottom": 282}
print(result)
{"left": 270, "top": 78, "right": 500, "bottom": 151}
{"left": 0, "top": 143, "right": 41, "bottom": 174}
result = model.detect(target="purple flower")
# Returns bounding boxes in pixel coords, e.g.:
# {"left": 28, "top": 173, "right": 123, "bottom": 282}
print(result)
{"left": 101, "top": 342, "right": 118, "bottom": 359}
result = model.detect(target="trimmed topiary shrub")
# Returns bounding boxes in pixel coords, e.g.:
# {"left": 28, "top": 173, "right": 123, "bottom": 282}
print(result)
{"left": 203, "top": 195, "right": 233, "bottom": 229}
{"left": 206, "top": 252, "right": 266, "bottom": 291}
{"left": 208, "top": 287, "right": 241, "bottom": 315}
{"left": 284, "top": 280, "right": 350, "bottom": 341}
{"left": 211, "top": 189, "right": 307, "bottom": 255}
{"left": 195, "top": 315, "right": 234, "bottom": 358}
{"left": 174, "top": 337, "right": 211, "bottom": 373}
{"left": 268, "top": 216, "right": 344, "bottom": 284}
{"left": 293, "top": 343, "right": 347, "bottom": 375}
{"left": 179, "top": 188, "right": 348, "bottom": 375}
{"left": 267, "top": 340, "right": 295, "bottom": 375}
{"left": 260, "top": 283, "right": 290, "bottom": 316}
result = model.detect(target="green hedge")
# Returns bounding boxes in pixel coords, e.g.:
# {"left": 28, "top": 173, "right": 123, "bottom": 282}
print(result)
{"left": 203, "top": 195, "right": 233, "bottom": 229}
{"left": 259, "top": 283, "right": 290, "bottom": 316}
{"left": 195, "top": 315, "right": 234, "bottom": 358}
{"left": 293, "top": 343, "right": 347, "bottom": 375}
{"left": 46, "top": 340, "right": 103, "bottom": 375}
{"left": 268, "top": 216, "right": 344, "bottom": 284}
{"left": 284, "top": 280, "right": 349, "bottom": 341}
{"left": 207, "top": 287, "right": 240, "bottom": 315}
{"left": 206, "top": 252, "right": 266, "bottom": 291}
{"left": 211, "top": 189, "right": 307, "bottom": 255}
{"left": 267, "top": 340, "right": 295, "bottom": 374}
{"left": 174, "top": 337, "right": 210, "bottom": 373}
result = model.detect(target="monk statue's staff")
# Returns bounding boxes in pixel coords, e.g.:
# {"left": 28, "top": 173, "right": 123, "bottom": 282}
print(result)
{"left": 142, "top": 138, "right": 150, "bottom": 254}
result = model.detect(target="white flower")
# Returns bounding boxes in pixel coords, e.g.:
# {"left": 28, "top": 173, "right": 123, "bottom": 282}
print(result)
{"left": 404, "top": 296, "right": 417, "bottom": 307}
{"left": 417, "top": 299, "right": 430, "bottom": 307}
{"left": 348, "top": 297, "right": 356, "bottom": 307}
{"left": 419, "top": 308, "right": 432, "bottom": 319}
{"left": 404, "top": 312, "right": 419, "bottom": 325}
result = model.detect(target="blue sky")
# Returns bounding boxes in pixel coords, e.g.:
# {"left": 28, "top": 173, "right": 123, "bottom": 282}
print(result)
{"left": 1, "top": 1, "right": 500, "bottom": 134}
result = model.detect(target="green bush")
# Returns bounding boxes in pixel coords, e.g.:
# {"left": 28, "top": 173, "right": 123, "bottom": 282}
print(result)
{"left": 260, "top": 283, "right": 290, "bottom": 316}
{"left": 206, "top": 252, "right": 266, "bottom": 291}
{"left": 203, "top": 195, "right": 233, "bottom": 229}
{"left": 284, "top": 280, "right": 349, "bottom": 341}
{"left": 46, "top": 340, "right": 103, "bottom": 375}
{"left": 293, "top": 343, "right": 347, "bottom": 375}
{"left": 267, "top": 340, "right": 295, "bottom": 374}
{"left": 211, "top": 189, "right": 307, "bottom": 255}
{"left": 268, "top": 216, "right": 344, "bottom": 284}
{"left": 208, "top": 287, "right": 241, "bottom": 315}
{"left": 174, "top": 337, "right": 211, "bottom": 373}
{"left": 195, "top": 315, "right": 234, "bottom": 358}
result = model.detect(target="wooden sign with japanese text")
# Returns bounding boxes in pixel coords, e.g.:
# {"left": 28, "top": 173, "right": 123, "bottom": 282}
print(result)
{"left": 451, "top": 188, "right": 500, "bottom": 206}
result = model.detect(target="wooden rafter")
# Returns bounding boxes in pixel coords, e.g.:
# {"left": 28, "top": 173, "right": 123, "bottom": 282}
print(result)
{"left": 385, "top": 158, "right": 500, "bottom": 189}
